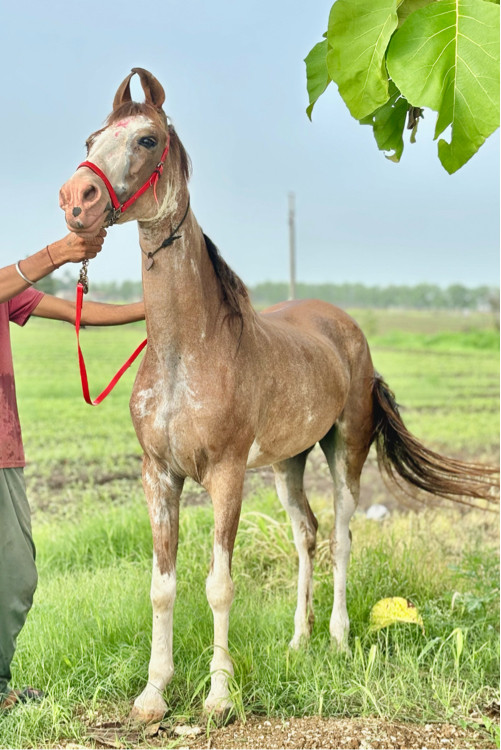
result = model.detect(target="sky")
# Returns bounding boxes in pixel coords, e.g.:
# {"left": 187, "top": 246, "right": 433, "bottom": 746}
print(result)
{"left": 1, "top": 1, "right": 499, "bottom": 288}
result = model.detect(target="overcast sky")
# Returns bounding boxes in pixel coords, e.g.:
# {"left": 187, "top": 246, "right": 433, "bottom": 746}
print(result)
{"left": 1, "top": 1, "right": 499, "bottom": 288}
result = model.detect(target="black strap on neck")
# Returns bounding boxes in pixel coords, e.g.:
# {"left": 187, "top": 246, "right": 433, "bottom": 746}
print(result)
{"left": 143, "top": 198, "right": 191, "bottom": 269}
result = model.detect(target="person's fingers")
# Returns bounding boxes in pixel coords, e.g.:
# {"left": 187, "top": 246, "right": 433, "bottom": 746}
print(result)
{"left": 52, "top": 229, "right": 107, "bottom": 264}
{"left": 89, "top": 232, "right": 105, "bottom": 247}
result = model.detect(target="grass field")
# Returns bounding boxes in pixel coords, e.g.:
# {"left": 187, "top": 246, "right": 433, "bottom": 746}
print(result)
{"left": 1, "top": 308, "right": 499, "bottom": 748}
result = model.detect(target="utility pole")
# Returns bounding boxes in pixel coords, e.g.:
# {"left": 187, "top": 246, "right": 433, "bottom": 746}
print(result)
{"left": 288, "top": 191, "right": 296, "bottom": 300}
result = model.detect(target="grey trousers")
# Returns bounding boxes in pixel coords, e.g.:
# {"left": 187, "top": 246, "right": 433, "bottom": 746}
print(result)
{"left": 0, "top": 468, "right": 37, "bottom": 696}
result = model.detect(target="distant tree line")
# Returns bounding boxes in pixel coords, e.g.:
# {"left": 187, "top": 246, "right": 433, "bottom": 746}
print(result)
{"left": 38, "top": 273, "right": 498, "bottom": 313}
{"left": 35, "top": 274, "right": 144, "bottom": 300}
{"left": 250, "top": 281, "right": 498, "bottom": 312}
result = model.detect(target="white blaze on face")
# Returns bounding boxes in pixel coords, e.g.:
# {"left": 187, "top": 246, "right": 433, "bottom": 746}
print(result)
{"left": 88, "top": 115, "right": 154, "bottom": 196}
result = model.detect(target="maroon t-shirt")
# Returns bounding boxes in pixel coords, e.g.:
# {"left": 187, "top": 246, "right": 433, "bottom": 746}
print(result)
{"left": 0, "top": 288, "right": 44, "bottom": 468}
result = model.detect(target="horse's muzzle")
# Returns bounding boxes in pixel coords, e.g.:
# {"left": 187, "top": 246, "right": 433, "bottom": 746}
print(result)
{"left": 59, "top": 169, "right": 110, "bottom": 235}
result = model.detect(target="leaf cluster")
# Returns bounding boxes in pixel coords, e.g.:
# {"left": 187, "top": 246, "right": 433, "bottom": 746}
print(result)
{"left": 305, "top": 0, "right": 500, "bottom": 172}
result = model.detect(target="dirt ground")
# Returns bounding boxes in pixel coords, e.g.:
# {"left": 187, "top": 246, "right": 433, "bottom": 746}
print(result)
{"left": 36, "top": 442, "right": 492, "bottom": 520}
{"left": 81, "top": 712, "right": 498, "bottom": 750}
{"left": 175, "top": 446, "right": 411, "bottom": 515}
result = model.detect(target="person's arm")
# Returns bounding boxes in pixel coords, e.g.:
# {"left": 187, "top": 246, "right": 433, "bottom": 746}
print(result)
{"left": 33, "top": 295, "right": 145, "bottom": 326}
{"left": 0, "top": 231, "right": 106, "bottom": 304}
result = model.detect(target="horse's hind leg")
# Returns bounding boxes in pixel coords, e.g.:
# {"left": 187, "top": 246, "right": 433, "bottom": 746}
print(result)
{"left": 273, "top": 450, "right": 318, "bottom": 649}
{"left": 320, "top": 420, "right": 370, "bottom": 651}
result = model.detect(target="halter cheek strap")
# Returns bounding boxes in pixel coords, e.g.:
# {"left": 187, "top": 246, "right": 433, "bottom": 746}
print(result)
{"left": 77, "top": 132, "right": 170, "bottom": 223}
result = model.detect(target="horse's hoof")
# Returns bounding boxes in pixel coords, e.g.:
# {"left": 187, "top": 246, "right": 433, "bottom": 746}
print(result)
{"left": 289, "top": 633, "right": 310, "bottom": 650}
{"left": 129, "top": 698, "right": 167, "bottom": 725}
{"left": 330, "top": 637, "right": 352, "bottom": 656}
{"left": 204, "top": 695, "right": 235, "bottom": 725}
{"left": 129, "top": 706, "right": 165, "bottom": 725}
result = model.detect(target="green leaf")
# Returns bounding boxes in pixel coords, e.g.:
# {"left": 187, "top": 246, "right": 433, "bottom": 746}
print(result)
{"left": 397, "top": 0, "right": 437, "bottom": 26}
{"left": 326, "top": 0, "right": 399, "bottom": 119}
{"left": 360, "top": 81, "right": 409, "bottom": 161}
{"left": 387, "top": 0, "right": 500, "bottom": 173}
{"left": 304, "top": 39, "right": 331, "bottom": 120}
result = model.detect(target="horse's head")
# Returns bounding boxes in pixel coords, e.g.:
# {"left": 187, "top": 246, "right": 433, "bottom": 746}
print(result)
{"left": 60, "top": 68, "right": 189, "bottom": 236}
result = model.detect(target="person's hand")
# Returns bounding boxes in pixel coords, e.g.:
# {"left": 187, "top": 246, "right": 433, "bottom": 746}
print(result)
{"left": 48, "top": 228, "right": 107, "bottom": 267}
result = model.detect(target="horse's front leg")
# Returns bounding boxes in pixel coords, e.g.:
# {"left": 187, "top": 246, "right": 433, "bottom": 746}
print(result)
{"left": 204, "top": 465, "right": 245, "bottom": 716}
{"left": 131, "top": 456, "right": 183, "bottom": 723}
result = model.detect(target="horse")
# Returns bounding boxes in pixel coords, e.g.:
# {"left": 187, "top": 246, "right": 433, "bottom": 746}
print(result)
{"left": 59, "top": 68, "right": 498, "bottom": 723}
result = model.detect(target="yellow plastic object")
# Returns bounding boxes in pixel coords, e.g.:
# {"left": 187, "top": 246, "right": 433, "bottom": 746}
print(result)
{"left": 369, "top": 597, "right": 424, "bottom": 633}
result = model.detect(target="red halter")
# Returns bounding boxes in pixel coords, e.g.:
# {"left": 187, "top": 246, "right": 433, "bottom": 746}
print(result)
{"left": 73, "top": 131, "right": 170, "bottom": 404}
{"left": 77, "top": 132, "right": 170, "bottom": 224}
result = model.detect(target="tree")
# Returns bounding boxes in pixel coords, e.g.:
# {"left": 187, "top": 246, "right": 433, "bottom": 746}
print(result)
{"left": 305, "top": 0, "right": 500, "bottom": 173}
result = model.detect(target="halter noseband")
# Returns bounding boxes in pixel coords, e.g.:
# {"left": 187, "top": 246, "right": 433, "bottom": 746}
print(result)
{"left": 76, "top": 131, "right": 171, "bottom": 225}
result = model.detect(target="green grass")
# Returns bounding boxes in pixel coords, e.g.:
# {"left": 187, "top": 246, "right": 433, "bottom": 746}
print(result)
{"left": 12, "top": 317, "right": 144, "bottom": 462}
{"left": 1, "top": 309, "right": 498, "bottom": 747}
{"left": 370, "top": 345, "right": 499, "bottom": 454}
{"left": 1, "top": 493, "right": 498, "bottom": 747}
{"left": 349, "top": 308, "right": 497, "bottom": 338}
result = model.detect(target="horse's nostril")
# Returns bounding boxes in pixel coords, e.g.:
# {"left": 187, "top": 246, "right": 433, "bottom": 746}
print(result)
{"left": 83, "top": 185, "right": 97, "bottom": 202}
{"left": 72, "top": 206, "right": 82, "bottom": 217}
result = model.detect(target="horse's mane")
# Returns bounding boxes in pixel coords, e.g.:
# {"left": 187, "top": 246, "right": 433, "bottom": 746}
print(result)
{"left": 203, "top": 233, "right": 250, "bottom": 335}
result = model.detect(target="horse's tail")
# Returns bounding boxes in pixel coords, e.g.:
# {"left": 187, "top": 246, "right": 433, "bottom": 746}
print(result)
{"left": 371, "top": 372, "right": 499, "bottom": 509}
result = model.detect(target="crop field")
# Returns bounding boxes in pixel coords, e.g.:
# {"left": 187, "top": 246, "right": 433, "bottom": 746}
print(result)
{"left": 1, "top": 308, "right": 499, "bottom": 749}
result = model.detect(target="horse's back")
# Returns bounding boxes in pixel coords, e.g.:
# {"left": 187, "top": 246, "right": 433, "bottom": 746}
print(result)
{"left": 260, "top": 298, "right": 370, "bottom": 363}
{"left": 261, "top": 298, "right": 361, "bottom": 329}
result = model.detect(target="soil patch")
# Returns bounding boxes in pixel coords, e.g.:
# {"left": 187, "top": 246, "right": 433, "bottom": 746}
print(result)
{"left": 82, "top": 714, "right": 497, "bottom": 749}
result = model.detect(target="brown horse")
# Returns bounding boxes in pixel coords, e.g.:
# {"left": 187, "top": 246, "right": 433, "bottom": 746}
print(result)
{"left": 59, "top": 68, "right": 497, "bottom": 723}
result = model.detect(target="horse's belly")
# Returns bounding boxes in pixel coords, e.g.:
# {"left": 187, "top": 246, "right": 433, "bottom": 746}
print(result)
{"left": 246, "top": 386, "right": 344, "bottom": 469}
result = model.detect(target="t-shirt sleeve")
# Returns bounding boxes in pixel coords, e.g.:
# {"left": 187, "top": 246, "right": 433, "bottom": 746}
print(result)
{"left": 8, "top": 288, "right": 44, "bottom": 326}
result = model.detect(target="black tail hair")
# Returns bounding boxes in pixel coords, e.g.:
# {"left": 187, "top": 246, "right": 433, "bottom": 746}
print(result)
{"left": 372, "top": 373, "right": 499, "bottom": 509}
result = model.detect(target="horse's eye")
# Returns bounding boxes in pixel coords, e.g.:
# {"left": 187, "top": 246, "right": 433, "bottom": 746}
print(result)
{"left": 139, "top": 136, "right": 157, "bottom": 149}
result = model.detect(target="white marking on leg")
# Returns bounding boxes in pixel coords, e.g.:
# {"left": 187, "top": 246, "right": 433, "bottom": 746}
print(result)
{"left": 274, "top": 469, "right": 316, "bottom": 648}
{"left": 330, "top": 453, "right": 357, "bottom": 650}
{"left": 205, "top": 543, "right": 234, "bottom": 712}
{"left": 133, "top": 553, "right": 176, "bottom": 719}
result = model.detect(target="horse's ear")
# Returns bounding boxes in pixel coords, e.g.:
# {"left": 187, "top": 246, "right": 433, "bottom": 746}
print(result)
{"left": 131, "top": 67, "right": 166, "bottom": 109}
{"left": 113, "top": 72, "right": 135, "bottom": 110}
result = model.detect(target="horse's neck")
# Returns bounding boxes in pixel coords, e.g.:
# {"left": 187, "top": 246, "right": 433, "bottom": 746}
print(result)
{"left": 138, "top": 208, "right": 224, "bottom": 354}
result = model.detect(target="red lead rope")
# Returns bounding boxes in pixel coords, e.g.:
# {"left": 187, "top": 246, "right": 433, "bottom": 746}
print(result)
{"left": 76, "top": 282, "right": 147, "bottom": 405}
